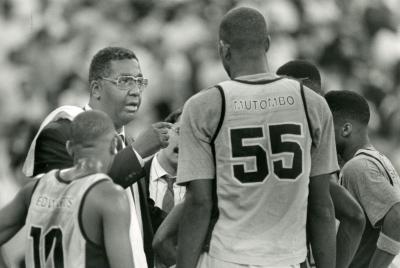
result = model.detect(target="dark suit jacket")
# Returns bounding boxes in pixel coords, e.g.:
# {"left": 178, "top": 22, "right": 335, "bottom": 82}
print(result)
{"left": 33, "top": 118, "right": 154, "bottom": 267}
{"left": 142, "top": 157, "right": 168, "bottom": 233}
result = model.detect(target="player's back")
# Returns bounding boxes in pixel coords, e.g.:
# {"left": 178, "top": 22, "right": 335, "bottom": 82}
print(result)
{"left": 25, "top": 169, "right": 111, "bottom": 268}
{"left": 210, "top": 77, "right": 314, "bottom": 266}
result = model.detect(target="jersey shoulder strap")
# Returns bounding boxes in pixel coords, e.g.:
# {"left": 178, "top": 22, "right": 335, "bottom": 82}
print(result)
{"left": 355, "top": 150, "right": 394, "bottom": 185}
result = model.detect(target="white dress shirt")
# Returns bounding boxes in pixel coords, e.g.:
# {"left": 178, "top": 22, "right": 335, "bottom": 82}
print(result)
{"left": 149, "top": 154, "right": 185, "bottom": 209}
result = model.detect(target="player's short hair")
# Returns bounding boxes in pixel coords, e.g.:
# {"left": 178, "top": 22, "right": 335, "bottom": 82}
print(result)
{"left": 276, "top": 60, "right": 322, "bottom": 95}
{"left": 164, "top": 107, "right": 183, "bottom": 124}
{"left": 325, "top": 90, "right": 370, "bottom": 126}
{"left": 70, "top": 110, "right": 115, "bottom": 146}
{"left": 219, "top": 7, "right": 268, "bottom": 53}
{"left": 88, "top": 47, "right": 138, "bottom": 85}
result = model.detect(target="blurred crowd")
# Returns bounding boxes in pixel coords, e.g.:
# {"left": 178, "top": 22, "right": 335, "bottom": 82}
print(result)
{"left": 0, "top": 0, "right": 400, "bottom": 191}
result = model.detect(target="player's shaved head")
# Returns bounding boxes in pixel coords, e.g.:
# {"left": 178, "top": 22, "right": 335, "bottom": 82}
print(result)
{"left": 70, "top": 110, "right": 116, "bottom": 147}
{"left": 277, "top": 60, "right": 322, "bottom": 95}
{"left": 325, "top": 90, "right": 370, "bottom": 126}
{"left": 219, "top": 7, "right": 269, "bottom": 53}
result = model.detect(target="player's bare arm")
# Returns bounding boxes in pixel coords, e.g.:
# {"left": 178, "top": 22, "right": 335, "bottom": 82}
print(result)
{"left": 176, "top": 179, "right": 212, "bottom": 268}
{"left": 83, "top": 180, "right": 134, "bottom": 268}
{"left": 308, "top": 173, "right": 336, "bottom": 268}
{"left": 153, "top": 202, "right": 184, "bottom": 266}
{"left": 368, "top": 203, "right": 400, "bottom": 268}
{"left": 330, "top": 177, "right": 365, "bottom": 268}
{"left": 0, "top": 179, "right": 38, "bottom": 245}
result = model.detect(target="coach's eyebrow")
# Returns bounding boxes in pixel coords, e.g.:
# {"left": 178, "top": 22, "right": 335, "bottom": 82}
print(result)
{"left": 118, "top": 72, "right": 143, "bottom": 77}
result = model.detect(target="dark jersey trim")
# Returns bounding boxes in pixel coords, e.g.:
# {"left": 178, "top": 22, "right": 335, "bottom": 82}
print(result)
{"left": 356, "top": 151, "right": 394, "bottom": 185}
{"left": 55, "top": 170, "right": 72, "bottom": 184}
{"left": 78, "top": 179, "right": 111, "bottom": 248}
{"left": 27, "top": 179, "right": 42, "bottom": 212}
{"left": 30, "top": 179, "right": 41, "bottom": 200}
{"left": 300, "top": 83, "right": 314, "bottom": 147}
{"left": 203, "top": 85, "right": 225, "bottom": 252}
{"left": 210, "top": 85, "right": 226, "bottom": 144}
{"left": 233, "top": 77, "right": 283, "bottom": 85}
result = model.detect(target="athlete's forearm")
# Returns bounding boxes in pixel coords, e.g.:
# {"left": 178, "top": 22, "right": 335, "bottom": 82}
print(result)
{"left": 153, "top": 203, "right": 184, "bottom": 266}
{"left": 330, "top": 181, "right": 365, "bottom": 268}
{"left": 369, "top": 204, "right": 400, "bottom": 268}
{"left": 309, "top": 175, "right": 337, "bottom": 268}
{"left": 176, "top": 195, "right": 211, "bottom": 268}
{"left": 309, "top": 202, "right": 337, "bottom": 268}
{"left": 336, "top": 220, "right": 363, "bottom": 268}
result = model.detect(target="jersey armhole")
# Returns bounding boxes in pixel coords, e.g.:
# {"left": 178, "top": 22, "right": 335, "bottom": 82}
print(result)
{"left": 210, "top": 85, "right": 225, "bottom": 146}
{"left": 204, "top": 85, "right": 225, "bottom": 252}
{"left": 26, "top": 179, "right": 42, "bottom": 210}
{"left": 300, "top": 83, "right": 314, "bottom": 147}
{"left": 78, "top": 178, "right": 110, "bottom": 248}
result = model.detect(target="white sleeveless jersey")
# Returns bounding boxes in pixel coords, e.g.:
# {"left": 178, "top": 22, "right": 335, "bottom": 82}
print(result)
{"left": 209, "top": 79, "right": 312, "bottom": 266}
{"left": 25, "top": 170, "right": 112, "bottom": 268}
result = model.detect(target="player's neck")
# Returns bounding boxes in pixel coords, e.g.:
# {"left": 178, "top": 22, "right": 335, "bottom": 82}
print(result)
{"left": 343, "top": 135, "right": 371, "bottom": 162}
{"left": 230, "top": 56, "right": 270, "bottom": 79}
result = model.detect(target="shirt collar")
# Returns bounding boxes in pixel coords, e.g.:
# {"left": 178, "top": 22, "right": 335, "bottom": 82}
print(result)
{"left": 150, "top": 154, "right": 170, "bottom": 182}
{"left": 84, "top": 104, "right": 125, "bottom": 139}
{"left": 354, "top": 145, "right": 375, "bottom": 157}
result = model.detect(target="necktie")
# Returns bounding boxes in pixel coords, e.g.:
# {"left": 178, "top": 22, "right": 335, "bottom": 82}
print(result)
{"left": 162, "top": 175, "right": 175, "bottom": 213}
{"left": 116, "top": 134, "right": 125, "bottom": 151}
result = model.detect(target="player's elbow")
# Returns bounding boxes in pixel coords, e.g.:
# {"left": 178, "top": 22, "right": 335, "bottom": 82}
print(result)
{"left": 309, "top": 196, "right": 335, "bottom": 223}
{"left": 344, "top": 205, "right": 366, "bottom": 231}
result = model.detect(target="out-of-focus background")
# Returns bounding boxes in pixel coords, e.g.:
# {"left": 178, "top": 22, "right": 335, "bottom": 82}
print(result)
{"left": 0, "top": 0, "right": 400, "bottom": 266}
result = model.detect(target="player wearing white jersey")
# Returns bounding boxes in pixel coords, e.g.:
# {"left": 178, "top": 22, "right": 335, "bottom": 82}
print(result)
{"left": 176, "top": 7, "right": 338, "bottom": 268}
{"left": 25, "top": 170, "right": 113, "bottom": 268}
{"left": 0, "top": 110, "right": 136, "bottom": 268}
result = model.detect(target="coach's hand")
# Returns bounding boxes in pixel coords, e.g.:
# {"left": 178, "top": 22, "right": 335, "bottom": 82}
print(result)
{"left": 132, "top": 122, "right": 172, "bottom": 158}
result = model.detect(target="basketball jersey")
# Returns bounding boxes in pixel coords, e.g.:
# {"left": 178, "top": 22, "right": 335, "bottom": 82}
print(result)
{"left": 25, "top": 170, "right": 112, "bottom": 268}
{"left": 209, "top": 79, "right": 312, "bottom": 266}
{"left": 353, "top": 148, "right": 399, "bottom": 186}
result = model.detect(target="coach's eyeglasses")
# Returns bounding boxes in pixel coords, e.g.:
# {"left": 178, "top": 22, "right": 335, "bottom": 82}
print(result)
{"left": 100, "top": 75, "right": 148, "bottom": 92}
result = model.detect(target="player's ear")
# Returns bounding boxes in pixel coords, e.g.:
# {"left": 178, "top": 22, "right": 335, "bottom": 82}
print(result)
{"left": 219, "top": 40, "right": 231, "bottom": 61}
{"left": 265, "top": 35, "right": 271, "bottom": 52}
{"left": 341, "top": 122, "right": 352, "bottom": 137}
{"left": 90, "top": 79, "right": 102, "bottom": 100}
{"left": 66, "top": 140, "right": 74, "bottom": 157}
